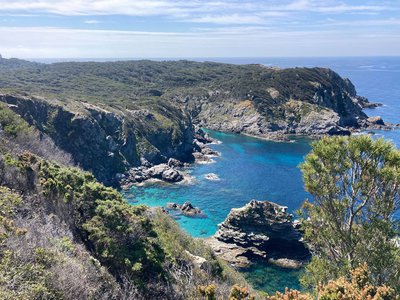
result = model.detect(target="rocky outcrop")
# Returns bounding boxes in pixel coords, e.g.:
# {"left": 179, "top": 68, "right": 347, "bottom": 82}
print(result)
{"left": 121, "top": 163, "right": 186, "bottom": 187}
{"left": 188, "top": 68, "right": 386, "bottom": 139}
{"left": 206, "top": 200, "right": 310, "bottom": 269}
{"left": 166, "top": 201, "right": 206, "bottom": 217}
{"left": 366, "top": 116, "right": 385, "bottom": 126}
{"left": 0, "top": 94, "right": 195, "bottom": 185}
{"left": 192, "top": 126, "right": 220, "bottom": 164}
{"left": 354, "top": 95, "right": 382, "bottom": 109}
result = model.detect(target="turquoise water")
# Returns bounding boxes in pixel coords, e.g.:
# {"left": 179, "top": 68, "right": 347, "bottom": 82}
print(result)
{"left": 125, "top": 134, "right": 311, "bottom": 238}
{"left": 123, "top": 57, "right": 400, "bottom": 294}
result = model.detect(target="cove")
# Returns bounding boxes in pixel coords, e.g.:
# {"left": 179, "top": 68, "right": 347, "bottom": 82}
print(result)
{"left": 124, "top": 130, "right": 311, "bottom": 238}
{"left": 123, "top": 130, "right": 312, "bottom": 294}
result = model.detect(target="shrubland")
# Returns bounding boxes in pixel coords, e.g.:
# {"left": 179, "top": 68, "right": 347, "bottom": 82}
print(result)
{"left": 0, "top": 106, "right": 251, "bottom": 299}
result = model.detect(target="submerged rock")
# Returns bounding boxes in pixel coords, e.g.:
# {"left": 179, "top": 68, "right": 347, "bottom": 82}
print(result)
{"left": 206, "top": 200, "right": 310, "bottom": 269}
{"left": 204, "top": 173, "right": 220, "bottom": 181}
{"left": 166, "top": 201, "right": 206, "bottom": 218}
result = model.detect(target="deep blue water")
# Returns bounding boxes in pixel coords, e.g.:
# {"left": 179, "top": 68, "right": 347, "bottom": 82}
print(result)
{"left": 121, "top": 57, "right": 400, "bottom": 294}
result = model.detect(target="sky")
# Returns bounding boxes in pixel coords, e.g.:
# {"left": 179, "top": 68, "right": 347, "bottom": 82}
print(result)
{"left": 0, "top": 0, "right": 399, "bottom": 58}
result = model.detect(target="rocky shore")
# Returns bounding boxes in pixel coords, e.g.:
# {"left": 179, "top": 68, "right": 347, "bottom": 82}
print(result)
{"left": 120, "top": 127, "right": 221, "bottom": 188}
{"left": 205, "top": 200, "right": 310, "bottom": 269}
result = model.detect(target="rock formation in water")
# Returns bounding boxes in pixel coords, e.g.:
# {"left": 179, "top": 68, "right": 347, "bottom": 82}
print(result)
{"left": 166, "top": 201, "right": 206, "bottom": 217}
{"left": 206, "top": 200, "right": 310, "bottom": 269}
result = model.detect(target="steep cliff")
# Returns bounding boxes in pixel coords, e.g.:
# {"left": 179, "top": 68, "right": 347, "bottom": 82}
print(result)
{"left": 188, "top": 68, "right": 369, "bottom": 138}
{"left": 0, "top": 94, "right": 194, "bottom": 184}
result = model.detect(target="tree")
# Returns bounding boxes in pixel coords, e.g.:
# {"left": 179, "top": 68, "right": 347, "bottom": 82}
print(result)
{"left": 299, "top": 135, "right": 400, "bottom": 291}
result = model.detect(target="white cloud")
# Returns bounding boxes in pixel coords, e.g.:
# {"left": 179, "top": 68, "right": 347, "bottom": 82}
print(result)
{"left": 187, "top": 14, "right": 266, "bottom": 25}
{"left": 0, "top": 26, "right": 399, "bottom": 58}
{"left": 0, "top": 0, "right": 226, "bottom": 16}
{"left": 0, "top": 0, "right": 394, "bottom": 18}
{"left": 84, "top": 20, "right": 100, "bottom": 24}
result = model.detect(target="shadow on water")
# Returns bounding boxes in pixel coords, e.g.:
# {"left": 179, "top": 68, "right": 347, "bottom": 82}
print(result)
{"left": 240, "top": 261, "right": 304, "bottom": 295}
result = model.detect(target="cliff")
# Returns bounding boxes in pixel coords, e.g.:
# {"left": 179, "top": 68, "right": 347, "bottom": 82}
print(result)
{"left": 0, "top": 59, "right": 382, "bottom": 183}
{"left": 0, "top": 94, "right": 194, "bottom": 184}
{"left": 188, "top": 68, "right": 371, "bottom": 139}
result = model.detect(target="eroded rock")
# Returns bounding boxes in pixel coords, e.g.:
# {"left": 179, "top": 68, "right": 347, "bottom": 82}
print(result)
{"left": 205, "top": 200, "right": 310, "bottom": 269}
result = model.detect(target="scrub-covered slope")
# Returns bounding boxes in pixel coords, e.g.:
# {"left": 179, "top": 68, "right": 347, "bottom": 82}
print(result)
{"left": 0, "top": 58, "right": 378, "bottom": 183}
{"left": 0, "top": 103, "right": 250, "bottom": 299}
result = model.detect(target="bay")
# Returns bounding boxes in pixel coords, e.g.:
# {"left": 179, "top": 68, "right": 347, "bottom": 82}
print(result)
{"left": 123, "top": 57, "right": 400, "bottom": 294}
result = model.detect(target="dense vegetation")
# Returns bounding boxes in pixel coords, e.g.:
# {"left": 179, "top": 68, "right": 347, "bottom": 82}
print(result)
{"left": 0, "top": 57, "right": 368, "bottom": 184}
{"left": 0, "top": 105, "right": 250, "bottom": 299}
{"left": 0, "top": 57, "right": 363, "bottom": 124}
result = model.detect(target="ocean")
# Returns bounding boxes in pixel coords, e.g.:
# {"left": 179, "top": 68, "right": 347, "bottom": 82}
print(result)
{"left": 119, "top": 56, "right": 400, "bottom": 294}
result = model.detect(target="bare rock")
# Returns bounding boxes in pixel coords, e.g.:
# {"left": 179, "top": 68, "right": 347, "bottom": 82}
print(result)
{"left": 166, "top": 201, "right": 206, "bottom": 218}
{"left": 184, "top": 250, "right": 207, "bottom": 269}
{"left": 205, "top": 200, "right": 310, "bottom": 269}
{"left": 367, "top": 116, "right": 385, "bottom": 126}
{"left": 168, "top": 158, "right": 184, "bottom": 168}
{"left": 147, "top": 164, "right": 183, "bottom": 183}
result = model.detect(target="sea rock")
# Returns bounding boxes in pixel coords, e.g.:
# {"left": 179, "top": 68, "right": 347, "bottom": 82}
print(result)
{"left": 166, "top": 201, "right": 205, "bottom": 217}
{"left": 206, "top": 200, "right": 310, "bottom": 268}
{"left": 201, "top": 147, "right": 219, "bottom": 156}
{"left": 147, "top": 164, "right": 183, "bottom": 182}
{"left": 354, "top": 95, "right": 382, "bottom": 109}
{"left": 204, "top": 173, "right": 220, "bottom": 181}
{"left": 121, "top": 163, "right": 185, "bottom": 186}
{"left": 193, "top": 152, "right": 215, "bottom": 164}
{"left": 166, "top": 203, "right": 180, "bottom": 210}
{"left": 367, "top": 116, "right": 385, "bottom": 126}
{"left": 194, "top": 126, "right": 218, "bottom": 144}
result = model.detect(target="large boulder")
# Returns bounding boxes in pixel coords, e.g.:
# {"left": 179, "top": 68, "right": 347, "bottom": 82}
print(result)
{"left": 206, "top": 200, "right": 310, "bottom": 268}
{"left": 147, "top": 164, "right": 183, "bottom": 183}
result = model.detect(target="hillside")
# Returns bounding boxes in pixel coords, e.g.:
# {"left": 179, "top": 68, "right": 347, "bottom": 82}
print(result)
{"left": 0, "top": 103, "right": 252, "bottom": 299}
{"left": 0, "top": 59, "right": 398, "bottom": 299}
{"left": 0, "top": 58, "right": 377, "bottom": 184}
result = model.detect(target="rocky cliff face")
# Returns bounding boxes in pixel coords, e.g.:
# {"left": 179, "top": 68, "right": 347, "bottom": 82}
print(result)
{"left": 0, "top": 94, "right": 195, "bottom": 184}
{"left": 206, "top": 200, "right": 310, "bottom": 268}
{"left": 188, "top": 68, "right": 372, "bottom": 139}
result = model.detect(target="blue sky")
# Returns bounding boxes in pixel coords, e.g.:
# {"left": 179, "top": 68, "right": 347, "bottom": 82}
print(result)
{"left": 0, "top": 0, "right": 399, "bottom": 58}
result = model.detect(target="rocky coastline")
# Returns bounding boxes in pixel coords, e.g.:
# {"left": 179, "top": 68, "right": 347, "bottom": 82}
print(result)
{"left": 1, "top": 61, "right": 398, "bottom": 189}
{"left": 119, "top": 127, "right": 221, "bottom": 189}
{"left": 204, "top": 200, "right": 311, "bottom": 269}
